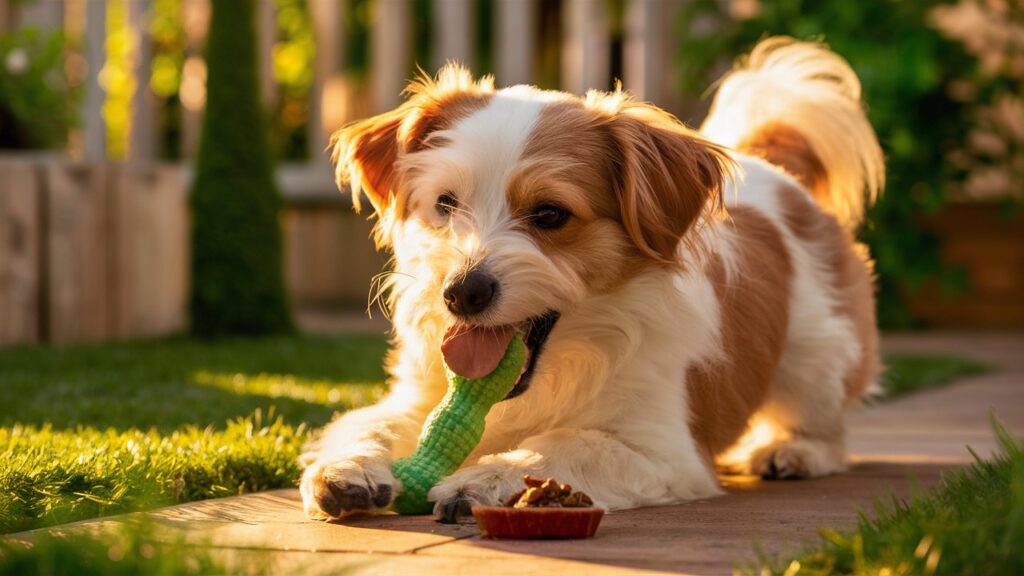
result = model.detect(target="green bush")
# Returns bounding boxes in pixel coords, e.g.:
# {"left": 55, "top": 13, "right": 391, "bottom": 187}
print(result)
{"left": 0, "top": 28, "right": 76, "bottom": 150}
{"left": 189, "top": 0, "right": 293, "bottom": 336}
{"left": 675, "top": 0, "right": 975, "bottom": 328}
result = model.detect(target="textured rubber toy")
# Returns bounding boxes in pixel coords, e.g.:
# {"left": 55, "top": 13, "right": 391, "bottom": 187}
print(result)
{"left": 391, "top": 335, "right": 526, "bottom": 514}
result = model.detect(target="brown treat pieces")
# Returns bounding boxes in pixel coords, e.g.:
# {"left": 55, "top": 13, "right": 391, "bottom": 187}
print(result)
{"left": 506, "top": 476, "right": 594, "bottom": 509}
{"left": 523, "top": 475, "right": 545, "bottom": 488}
{"left": 541, "top": 479, "right": 562, "bottom": 500}
{"left": 502, "top": 489, "right": 525, "bottom": 507}
{"left": 561, "top": 492, "right": 594, "bottom": 508}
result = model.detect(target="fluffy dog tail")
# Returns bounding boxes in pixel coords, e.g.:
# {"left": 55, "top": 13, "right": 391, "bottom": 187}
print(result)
{"left": 701, "top": 37, "right": 885, "bottom": 228}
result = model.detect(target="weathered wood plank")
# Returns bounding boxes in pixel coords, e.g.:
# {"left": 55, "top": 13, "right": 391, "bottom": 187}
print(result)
{"left": 111, "top": 165, "right": 189, "bottom": 339}
{"left": 371, "top": 0, "right": 409, "bottom": 113}
{"left": 45, "top": 162, "right": 113, "bottom": 344}
{"left": 284, "top": 205, "right": 387, "bottom": 309}
{"left": 562, "top": 0, "right": 610, "bottom": 94}
{"left": 496, "top": 0, "right": 535, "bottom": 86}
{"left": 0, "top": 160, "right": 40, "bottom": 345}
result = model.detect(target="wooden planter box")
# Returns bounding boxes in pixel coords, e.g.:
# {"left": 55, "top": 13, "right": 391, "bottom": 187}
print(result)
{"left": 907, "top": 202, "right": 1024, "bottom": 329}
{"left": 0, "top": 156, "right": 189, "bottom": 346}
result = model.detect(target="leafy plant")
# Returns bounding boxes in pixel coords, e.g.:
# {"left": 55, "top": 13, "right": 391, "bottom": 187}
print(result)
{"left": 930, "top": 0, "right": 1024, "bottom": 204}
{"left": 0, "top": 27, "right": 76, "bottom": 150}
{"left": 675, "top": 0, "right": 975, "bottom": 327}
{"left": 189, "top": 0, "right": 294, "bottom": 336}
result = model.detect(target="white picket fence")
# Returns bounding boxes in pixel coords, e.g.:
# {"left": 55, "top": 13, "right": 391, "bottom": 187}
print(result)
{"left": 4, "top": 0, "right": 692, "bottom": 180}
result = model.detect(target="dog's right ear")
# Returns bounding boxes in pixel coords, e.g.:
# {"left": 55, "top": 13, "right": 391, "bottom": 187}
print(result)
{"left": 331, "top": 64, "right": 495, "bottom": 215}
{"left": 330, "top": 105, "right": 409, "bottom": 214}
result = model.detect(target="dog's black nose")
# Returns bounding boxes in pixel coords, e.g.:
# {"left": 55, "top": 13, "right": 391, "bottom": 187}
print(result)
{"left": 444, "top": 269, "right": 498, "bottom": 317}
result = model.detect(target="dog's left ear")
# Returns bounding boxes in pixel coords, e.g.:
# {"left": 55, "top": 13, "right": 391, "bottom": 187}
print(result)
{"left": 610, "top": 104, "right": 733, "bottom": 264}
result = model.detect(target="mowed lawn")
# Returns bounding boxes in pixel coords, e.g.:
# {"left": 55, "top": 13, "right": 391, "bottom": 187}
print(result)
{"left": 0, "top": 333, "right": 988, "bottom": 534}
{"left": 0, "top": 334, "right": 388, "bottom": 534}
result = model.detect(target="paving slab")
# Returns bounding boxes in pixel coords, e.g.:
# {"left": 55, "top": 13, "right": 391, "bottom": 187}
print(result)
{"left": 7, "top": 333, "right": 1024, "bottom": 575}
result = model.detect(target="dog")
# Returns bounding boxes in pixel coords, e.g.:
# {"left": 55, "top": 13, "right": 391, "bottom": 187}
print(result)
{"left": 299, "top": 36, "right": 884, "bottom": 523}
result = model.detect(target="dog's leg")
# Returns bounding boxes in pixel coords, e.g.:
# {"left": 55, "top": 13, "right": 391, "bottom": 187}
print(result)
{"left": 299, "top": 394, "right": 434, "bottom": 519}
{"left": 428, "top": 427, "right": 720, "bottom": 522}
{"left": 745, "top": 315, "right": 861, "bottom": 479}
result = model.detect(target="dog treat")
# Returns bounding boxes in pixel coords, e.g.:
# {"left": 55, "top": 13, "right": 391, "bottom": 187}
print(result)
{"left": 473, "top": 475, "right": 604, "bottom": 539}
{"left": 502, "top": 476, "right": 594, "bottom": 508}
{"left": 390, "top": 334, "right": 526, "bottom": 514}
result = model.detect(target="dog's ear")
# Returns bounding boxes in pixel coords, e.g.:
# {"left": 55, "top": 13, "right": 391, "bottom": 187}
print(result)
{"left": 330, "top": 105, "right": 409, "bottom": 214}
{"left": 610, "top": 104, "right": 732, "bottom": 264}
{"left": 330, "top": 64, "right": 495, "bottom": 216}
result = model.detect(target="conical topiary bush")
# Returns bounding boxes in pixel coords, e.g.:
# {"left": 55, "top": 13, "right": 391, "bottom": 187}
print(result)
{"left": 189, "top": 0, "right": 292, "bottom": 336}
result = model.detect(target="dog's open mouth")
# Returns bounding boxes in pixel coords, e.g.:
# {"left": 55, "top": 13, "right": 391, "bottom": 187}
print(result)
{"left": 441, "top": 311, "right": 560, "bottom": 401}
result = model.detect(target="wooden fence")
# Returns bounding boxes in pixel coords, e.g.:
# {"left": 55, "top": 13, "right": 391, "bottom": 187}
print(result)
{"left": 0, "top": 157, "right": 188, "bottom": 346}
{"left": 0, "top": 156, "right": 389, "bottom": 346}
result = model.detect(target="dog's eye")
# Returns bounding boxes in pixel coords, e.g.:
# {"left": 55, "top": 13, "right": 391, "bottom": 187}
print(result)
{"left": 435, "top": 192, "right": 458, "bottom": 217}
{"left": 532, "top": 204, "right": 570, "bottom": 230}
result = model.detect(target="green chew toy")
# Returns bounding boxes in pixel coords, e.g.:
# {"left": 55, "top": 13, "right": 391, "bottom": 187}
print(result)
{"left": 390, "top": 334, "right": 526, "bottom": 514}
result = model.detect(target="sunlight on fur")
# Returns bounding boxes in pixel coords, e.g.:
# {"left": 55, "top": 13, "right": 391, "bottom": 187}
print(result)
{"left": 715, "top": 416, "right": 789, "bottom": 473}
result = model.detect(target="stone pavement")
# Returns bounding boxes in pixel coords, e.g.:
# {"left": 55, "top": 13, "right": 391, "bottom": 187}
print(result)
{"left": 9, "top": 333, "right": 1024, "bottom": 575}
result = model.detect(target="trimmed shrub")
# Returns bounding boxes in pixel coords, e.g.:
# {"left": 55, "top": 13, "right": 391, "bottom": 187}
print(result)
{"left": 189, "top": 0, "right": 293, "bottom": 336}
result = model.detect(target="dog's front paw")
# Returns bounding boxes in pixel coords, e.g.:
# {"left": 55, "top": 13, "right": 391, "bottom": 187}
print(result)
{"left": 300, "top": 454, "right": 395, "bottom": 520}
{"left": 428, "top": 462, "right": 526, "bottom": 524}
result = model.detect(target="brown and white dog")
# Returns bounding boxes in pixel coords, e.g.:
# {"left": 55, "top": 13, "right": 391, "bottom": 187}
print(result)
{"left": 299, "top": 37, "right": 885, "bottom": 522}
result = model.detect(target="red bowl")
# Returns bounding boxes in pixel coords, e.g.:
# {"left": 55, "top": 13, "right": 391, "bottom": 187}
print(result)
{"left": 471, "top": 505, "right": 604, "bottom": 539}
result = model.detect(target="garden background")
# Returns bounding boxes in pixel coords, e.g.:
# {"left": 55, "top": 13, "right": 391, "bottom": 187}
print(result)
{"left": 0, "top": 0, "right": 1022, "bottom": 573}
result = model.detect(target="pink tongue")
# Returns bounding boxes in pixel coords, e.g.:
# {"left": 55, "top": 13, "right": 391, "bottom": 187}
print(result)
{"left": 442, "top": 324, "right": 516, "bottom": 379}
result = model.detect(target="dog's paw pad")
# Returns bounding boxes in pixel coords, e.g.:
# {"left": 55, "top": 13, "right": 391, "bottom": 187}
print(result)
{"left": 300, "top": 458, "right": 395, "bottom": 519}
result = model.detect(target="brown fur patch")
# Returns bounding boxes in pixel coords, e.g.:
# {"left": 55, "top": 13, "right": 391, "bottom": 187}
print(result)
{"left": 506, "top": 95, "right": 734, "bottom": 292}
{"left": 604, "top": 100, "right": 733, "bottom": 266}
{"left": 775, "top": 185, "right": 880, "bottom": 402}
{"left": 687, "top": 206, "right": 793, "bottom": 458}
{"left": 738, "top": 123, "right": 833, "bottom": 212}
{"left": 509, "top": 102, "right": 646, "bottom": 292}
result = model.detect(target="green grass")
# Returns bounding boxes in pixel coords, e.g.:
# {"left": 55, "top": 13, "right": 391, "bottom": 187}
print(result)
{"left": 749, "top": 419, "right": 1024, "bottom": 575}
{"left": 0, "top": 335, "right": 993, "bottom": 537}
{"left": 0, "top": 335, "right": 388, "bottom": 534}
{"left": 1, "top": 522, "right": 229, "bottom": 575}
{"left": 0, "top": 520, "right": 295, "bottom": 575}
{"left": 881, "top": 354, "right": 991, "bottom": 399}
{"left": 0, "top": 335, "right": 388, "bottom": 431}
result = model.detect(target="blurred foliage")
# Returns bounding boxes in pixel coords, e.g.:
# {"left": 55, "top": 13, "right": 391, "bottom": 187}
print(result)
{"left": 148, "top": 0, "right": 186, "bottom": 160}
{"left": 931, "top": 0, "right": 1024, "bottom": 204}
{"left": 0, "top": 27, "right": 76, "bottom": 150}
{"left": 344, "top": 0, "right": 372, "bottom": 80}
{"left": 190, "top": 0, "right": 293, "bottom": 336}
{"left": 101, "top": 0, "right": 134, "bottom": 160}
{"left": 271, "top": 0, "right": 314, "bottom": 159}
{"left": 0, "top": 522, "right": 229, "bottom": 575}
{"left": 881, "top": 354, "right": 991, "bottom": 398}
{"left": 675, "top": 0, "right": 976, "bottom": 328}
